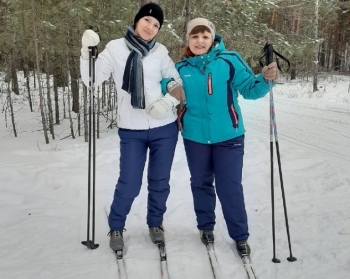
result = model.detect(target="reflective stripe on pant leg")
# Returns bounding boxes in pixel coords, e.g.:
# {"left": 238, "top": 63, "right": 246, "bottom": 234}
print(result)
{"left": 183, "top": 138, "right": 216, "bottom": 230}
{"left": 108, "top": 128, "right": 148, "bottom": 231}
{"left": 213, "top": 135, "right": 249, "bottom": 241}
{"left": 147, "top": 121, "right": 178, "bottom": 227}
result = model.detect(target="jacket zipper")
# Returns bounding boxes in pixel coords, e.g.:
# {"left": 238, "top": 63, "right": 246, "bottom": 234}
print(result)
{"left": 207, "top": 73, "right": 213, "bottom": 95}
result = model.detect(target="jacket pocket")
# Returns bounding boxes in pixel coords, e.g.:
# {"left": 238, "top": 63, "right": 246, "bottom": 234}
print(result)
{"left": 178, "top": 104, "right": 187, "bottom": 130}
{"left": 229, "top": 104, "right": 239, "bottom": 129}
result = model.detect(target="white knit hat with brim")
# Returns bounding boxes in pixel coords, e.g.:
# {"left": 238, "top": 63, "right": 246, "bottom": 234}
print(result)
{"left": 186, "top": 18, "right": 216, "bottom": 42}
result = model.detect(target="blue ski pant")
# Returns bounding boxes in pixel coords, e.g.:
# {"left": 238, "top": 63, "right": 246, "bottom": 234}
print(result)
{"left": 183, "top": 135, "right": 249, "bottom": 241}
{"left": 108, "top": 121, "right": 178, "bottom": 231}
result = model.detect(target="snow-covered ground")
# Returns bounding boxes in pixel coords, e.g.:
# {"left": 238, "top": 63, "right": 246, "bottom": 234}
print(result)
{"left": 0, "top": 74, "right": 349, "bottom": 279}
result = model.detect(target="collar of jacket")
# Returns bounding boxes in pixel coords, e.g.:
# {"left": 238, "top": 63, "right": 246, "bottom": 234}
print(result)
{"left": 185, "top": 35, "right": 225, "bottom": 68}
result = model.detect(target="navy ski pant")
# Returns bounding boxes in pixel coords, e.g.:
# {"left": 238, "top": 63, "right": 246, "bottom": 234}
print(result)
{"left": 108, "top": 121, "right": 178, "bottom": 231}
{"left": 183, "top": 135, "right": 249, "bottom": 241}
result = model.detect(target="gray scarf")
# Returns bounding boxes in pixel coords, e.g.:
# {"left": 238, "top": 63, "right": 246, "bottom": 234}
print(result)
{"left": 122, "top": 25, "right": 156, "bottom": 109}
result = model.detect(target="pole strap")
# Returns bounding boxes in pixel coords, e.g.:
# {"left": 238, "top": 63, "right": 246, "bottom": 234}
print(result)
{"left": 259, "top": 43, "right": 290, "bottom": 72}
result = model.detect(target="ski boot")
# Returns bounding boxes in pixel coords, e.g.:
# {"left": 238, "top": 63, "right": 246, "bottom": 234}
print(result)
{"left": 149, "top": 226, "right": 165, "bottom": 244}
{"left": 108, "top": 230, "right": 124, "bottom": 251}
{"left": 236, "top": 240, "right": 251, "bottom": 257}
{"left": 200, "top": 230, "right": 214, "bottom": 245}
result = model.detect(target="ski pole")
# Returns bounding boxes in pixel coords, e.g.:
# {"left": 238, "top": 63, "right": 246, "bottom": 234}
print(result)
{"left": 81, "top": 42, "right": 99, "bottom": 250}
{"left": 263, "top": 43, "right": 296, "bottom": 263}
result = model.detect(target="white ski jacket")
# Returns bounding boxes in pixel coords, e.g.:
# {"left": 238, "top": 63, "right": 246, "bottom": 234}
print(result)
{"left": 80, "top": 38, "right": 182, "bottom": 130}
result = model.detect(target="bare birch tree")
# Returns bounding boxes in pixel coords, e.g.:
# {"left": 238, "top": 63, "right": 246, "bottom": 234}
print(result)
{"left": 313, "top": 0, "right": 319, "bottom": 92}
{"left": 182, "top": 0, "right": 191, "bottom": 46}
{"left": 83, "top": 84, "right": 88, "bottom": 142}
{"left": 7, "top": 83, "right": 17, "bottom": 137}
{"left": 66, "top": 54, "right": 75, "bottom": 139}
{"left": 23, "top": 64, "right": 34, "bottom": 112}
{"left": 45, "top": 51, "right": 55, "bottom": 139}
{"left": 31, "top": 0, "right": 49, "bottom": 144}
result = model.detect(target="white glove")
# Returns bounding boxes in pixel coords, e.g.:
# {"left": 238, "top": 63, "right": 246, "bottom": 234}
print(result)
{"left": 146, "top": 93, "right": 180, "bottom": 119}
{"left": 81, "top": 29, "right": 100, "bottom": 60}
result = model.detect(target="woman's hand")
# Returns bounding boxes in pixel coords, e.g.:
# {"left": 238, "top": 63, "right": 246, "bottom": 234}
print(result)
{"left": 262, "top": 62, "right": 279, "bottom": 83}
{"left": 81, "top": 29, "right": 100, "bottom": 60}
{"left": 146, "top": 94, "right": 180, "bottom": 119}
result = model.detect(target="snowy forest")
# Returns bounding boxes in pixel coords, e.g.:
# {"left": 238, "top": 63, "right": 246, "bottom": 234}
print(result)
{"left": 0, "top": 0, "right": 350, "bottom": 143}
{"left": 0, "top": 1, "right": 350, "bottom": 279}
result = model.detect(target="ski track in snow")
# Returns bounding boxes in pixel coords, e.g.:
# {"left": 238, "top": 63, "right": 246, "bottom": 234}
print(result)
{"left": 0, "top": 85, "right": 350, "bottom": 279}
{"left": 243, "top": 96, "right": 350, "bottom": 162}
{"left": 241, "top": 94, "right": 350, "bottom": 279}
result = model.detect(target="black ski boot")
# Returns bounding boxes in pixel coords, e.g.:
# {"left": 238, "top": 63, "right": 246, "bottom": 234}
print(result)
{"left": 149, "top": 226, "right": 165, "bottom": 244}
{"left": 108, "top": 230, "right": 124, "bottom": 251}
{"left": 200, "top": 230, "right": 214, "bottom": 245}
{"left": 236, "top": 240, "right": 251, "bottom": 257}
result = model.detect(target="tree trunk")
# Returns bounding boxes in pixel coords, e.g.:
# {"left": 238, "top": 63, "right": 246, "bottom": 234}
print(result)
{"left": 83, "top": 84, "right": 88, "bottom": 142}
{"left": 45, "top": 51, "right": 55, "bottom": 139}
{"left": 67, "top": 85, "right": 75, "bottom": 139}
{"left": 66, "top": 55, "right": 75, "bottom": 139}
{"left": 11, "top": 54, "right": 19, "bottom": 95}
{"left": 62, "top": 88, "right": 67, "bottom": 119}
{"left": 67, "top": 27, "right": 80, "bottom": 113}
{"left": 53, "top": 74, "right": 60, "bottom": 124}
{"left": 269, "top": 10, "right": 275, "bottom": 27}
{"left": 33, "top": 66, "right": 36, "bottom": 89}
{"left": 7, "top": 83, "right": 17, "bottom": 137}
{"left": 182, "top": 0, "right": 191, "bottom": 47}
{"left": 97, "top": 93, "right": 100, "bottom": 139}
{"left": 319, "top": 41, "right": 326, "bottom": 68}
{"left": 69, "top": 57, "right": 80, "bottom": 113}
{"left": 23, "top": 64, "right": 33, "bottom": 112}
{"left": 290, "top": 69, "right": 296, "bottom": 80}
{"left": 101, "top": 82, "right": 105, "bottom": 109}
{"left": 108, "top": 75, "right": 114, "bottom": 129}
{"left": 32, "top": 0, "right": 49, "bottom": 144}
{"left": 77, "top": 106, "right": 81, "bottom": 137}
{"left": 312, "top": 0, "right": 319, "bottom": 93}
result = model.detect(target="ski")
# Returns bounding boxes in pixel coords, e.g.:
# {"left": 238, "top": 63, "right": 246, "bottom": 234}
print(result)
{"left": 157, "top": 242, "right": 170, "bottom": 279}
{"left": 105, "top": 208, "right": 128, "bottom": 278}
{"left": 206, "top": 243, "right": 223, "bottom": 279}
{"left": 241, "top": 255, "right": 258, "bottom": 279}
{"left": 114, "top": 250, "right": 127, "bottom": 279}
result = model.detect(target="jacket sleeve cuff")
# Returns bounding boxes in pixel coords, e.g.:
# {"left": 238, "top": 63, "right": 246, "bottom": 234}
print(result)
{"left": 257, "top": 74, "right": 275, "bottom": 89}
{"left": 160, "top": 78, "right": 174, "bottom": 95}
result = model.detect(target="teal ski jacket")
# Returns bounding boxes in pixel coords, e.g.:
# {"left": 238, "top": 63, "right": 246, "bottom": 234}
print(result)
{"left": 164, "top": 35, "right": 271, "bottom": 144}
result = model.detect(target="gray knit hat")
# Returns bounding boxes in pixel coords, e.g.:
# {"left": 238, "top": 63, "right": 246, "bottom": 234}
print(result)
{"left": 186, "top": 18, "right": 216, "bottom": 41}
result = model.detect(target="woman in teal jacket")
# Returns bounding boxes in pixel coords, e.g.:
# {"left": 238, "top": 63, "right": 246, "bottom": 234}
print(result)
{"left": 179, "top": 18, "right": 278, "bottom": 257}
{"left": 155, "top": 17, "right": 278, "bottom": 256}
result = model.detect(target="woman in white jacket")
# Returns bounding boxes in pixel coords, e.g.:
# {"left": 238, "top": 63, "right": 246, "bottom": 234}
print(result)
{"left": 80, "top": 3, "right": 184, "bottom": 254}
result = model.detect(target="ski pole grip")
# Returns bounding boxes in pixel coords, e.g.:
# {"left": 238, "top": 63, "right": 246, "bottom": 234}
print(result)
{"left": 265, "top": 44, "right": 274, "bottom": 65}
{"left": 88, "top": 46, "right": 98, "bottom": 57}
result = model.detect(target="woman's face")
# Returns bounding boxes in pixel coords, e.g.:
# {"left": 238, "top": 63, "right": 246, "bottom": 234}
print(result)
{"left": 188, "top": 30, "right": 213, "bottom": 56}
{"left": 135, "top": 16, "right": 160, "bottom": 41}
